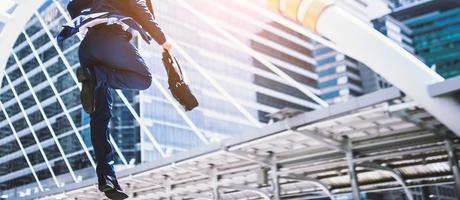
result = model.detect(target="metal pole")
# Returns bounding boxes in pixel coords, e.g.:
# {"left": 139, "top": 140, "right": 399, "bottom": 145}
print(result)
{"left": 211, "top": 165, "right": 220, "bottom": 200}
{"left": 445, "top": 139, "right": 460, "bottom": 198}
{"left": 165, "top": 175, "right": 173, "bottom": 200}
{"left": 270, "top": 153, "right": 281, "bottom": 200}
{"left": 344, "top": 137, "right": 361, "bottom": 200}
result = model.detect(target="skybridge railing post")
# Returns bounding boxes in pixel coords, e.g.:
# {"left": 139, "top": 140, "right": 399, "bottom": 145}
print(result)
{"left": 344, "top": 136, "right": 361, "bottom": 200}
{"left": 164, "top": 175, "right": 173, "bottom": 200}
{"left": 270, "top": 153, "right": 281, "bottom": 200}
{"left": 210, "top": 164, "right": 220, "bottom": 200}
{"left": 445, "top": 139, "right": 460, "bottom": 198}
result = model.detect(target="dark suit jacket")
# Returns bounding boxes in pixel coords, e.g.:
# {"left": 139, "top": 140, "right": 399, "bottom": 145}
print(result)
{"left": 67, "top": 0, "right": 166, "bottom": 45}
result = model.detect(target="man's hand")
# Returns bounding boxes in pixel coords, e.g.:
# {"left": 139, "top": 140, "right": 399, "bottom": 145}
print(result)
{"left": 162, "top": 41, "right": 173, "bottom": 53}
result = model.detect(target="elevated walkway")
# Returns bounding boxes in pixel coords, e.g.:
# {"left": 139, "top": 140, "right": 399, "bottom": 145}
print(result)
{"left": 22, "top": 88, "right": 459, "bottom": 200}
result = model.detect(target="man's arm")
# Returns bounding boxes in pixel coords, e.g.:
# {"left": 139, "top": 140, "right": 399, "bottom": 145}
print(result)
{"left": 67, "top": 0, "right": 93, "bottom": 19}
{"left": 129, "top": 0, "right": 167, "bottom": 46}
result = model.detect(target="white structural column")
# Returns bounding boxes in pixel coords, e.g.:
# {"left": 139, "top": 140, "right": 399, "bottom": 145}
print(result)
{"left": 270, "top": 153, "right": 281, "bottom": 200}
{"left": 210, "top": 165, "right": 220, "bottom": 200}
{"left": 343, "top": 136, "right": 361, "bottom": 200}
{"left": 3, "top": 72, "right": 61, "bottom": 188}
{"left": 268, "top": 0, "right": 460, "bottom": 136}
{"left": 0, "top": 102, "right": 44, "bottom": 192}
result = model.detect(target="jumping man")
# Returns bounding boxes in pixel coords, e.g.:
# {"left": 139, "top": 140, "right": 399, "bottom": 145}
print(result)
{"left": 59, "top": 0, "right": 172, "bottom": 199}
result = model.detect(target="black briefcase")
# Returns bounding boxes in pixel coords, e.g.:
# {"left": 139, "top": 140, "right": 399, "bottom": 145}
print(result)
{"left": 162, "top": 51, "right": 199, "bottom": 111}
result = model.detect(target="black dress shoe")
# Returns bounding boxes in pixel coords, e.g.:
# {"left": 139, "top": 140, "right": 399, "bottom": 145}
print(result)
{"left": 103, "top": 177, "right": 129, "bottom": 200}
{"left": 76, "top": 67, "right": 96, "bottom": 114}
{"left": 105, "top": 189, "right": 129, "bottom": 200}
{"left": 98, "top": 175, "right": 116, "bottom": 192}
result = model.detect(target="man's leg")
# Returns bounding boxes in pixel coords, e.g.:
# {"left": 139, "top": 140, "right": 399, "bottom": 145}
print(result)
{"left": 93, "top": 65, "right": 152, "bottom": 90}
{"left": 90, "top": 81, "right": 129, "bottom": 200}
{"left": 87, "top": 34, "right": 153, "bottom": 91}
{"left": 90, "top": 83, "right": 115, "bottom": 181}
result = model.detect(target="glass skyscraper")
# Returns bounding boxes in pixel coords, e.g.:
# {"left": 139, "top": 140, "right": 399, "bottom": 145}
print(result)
{"left": 375, "top": 0, "right": 460, "bottom": 78}
{"left": 0, "top": 0, "right": 330, "bottom": 197}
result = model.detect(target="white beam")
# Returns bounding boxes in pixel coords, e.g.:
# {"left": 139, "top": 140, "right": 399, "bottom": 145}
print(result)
{"left": 0, "top": 0, "right": 46, "bottom": 86}
{"left": 0, "top": 12, "right": 12, "bottom": 23}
